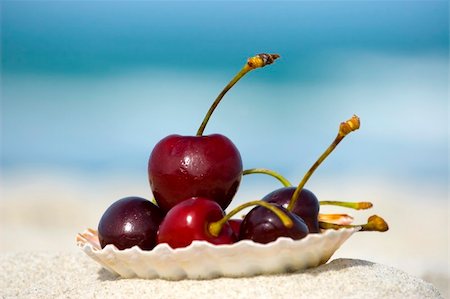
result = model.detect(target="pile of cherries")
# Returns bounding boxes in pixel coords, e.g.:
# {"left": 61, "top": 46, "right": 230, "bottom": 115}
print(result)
{"left": 97, "top": 53, "right": 388, "bottom": 251}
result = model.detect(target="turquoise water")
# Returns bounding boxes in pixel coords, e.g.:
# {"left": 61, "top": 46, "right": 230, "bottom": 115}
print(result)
{"left": 1, "top": 2, "right": 448, "bottom": 188}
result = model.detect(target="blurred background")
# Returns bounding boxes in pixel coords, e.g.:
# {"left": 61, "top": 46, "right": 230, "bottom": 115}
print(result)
{"left": 0, "top": 1, "right": 448, "bottom": 295}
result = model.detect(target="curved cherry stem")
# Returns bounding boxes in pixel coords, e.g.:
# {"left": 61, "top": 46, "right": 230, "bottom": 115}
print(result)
{"left": 196, "top": 53, "right": 280, "bottom": 136}
{"left": 319, "top": 201, "right": 373, "bottom": 210}
{"left": 243, "top": 168, "right": 292, "bottom": 187}
{"left": 287, "top": 115, "right": 360, "bottom": 211}
{"left": 208, "top": 200, "right": 293, "bottom": 237}
{"left": 319, "top": 215, "right": 389, "bottom": 232}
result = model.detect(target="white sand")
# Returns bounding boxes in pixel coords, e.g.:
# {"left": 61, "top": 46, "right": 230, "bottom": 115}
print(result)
{"left": 0, "top": 251, "right": 443, "bottom": 298}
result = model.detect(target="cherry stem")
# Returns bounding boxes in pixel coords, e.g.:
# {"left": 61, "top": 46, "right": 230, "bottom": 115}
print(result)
{"left": 319, "top": 215, "right": 389, "bottom": 232}
{"left": 243, "top": 168, "right": 292, "bottom": 187}
{"left": 318, "top": 213, "right": 354, "bottom": 225}
{"left": 319, "top": 201, "right": 373, "bottom": 210}
{"left": 196, "top": 53, "right": 280, "bottom": 136}
{"left": 287, "top": 115, "right": 360, "bottom": 211}
{"left": 208, "top": 200, "right": 293, "bottom": 237}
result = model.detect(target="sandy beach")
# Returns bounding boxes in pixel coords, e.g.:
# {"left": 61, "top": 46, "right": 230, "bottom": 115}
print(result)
{"left": 1, "top": 252, "right": 443, "bottom": 298}
{"left": 0, "top": 171, "right": 448, "bottom": 297}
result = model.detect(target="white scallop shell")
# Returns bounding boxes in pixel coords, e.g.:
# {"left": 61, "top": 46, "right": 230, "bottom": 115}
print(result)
{"left": 77, "top": 227, "right": 358, "bottom": 280}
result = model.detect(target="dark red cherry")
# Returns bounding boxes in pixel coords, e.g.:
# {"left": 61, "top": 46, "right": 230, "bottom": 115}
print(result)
{"left": 148, "top": 134, "right": 242, "bottom": 213}
{"left": 239, "top": 205, "right": 309, "bottom": 244}
{"left": 263, "top": 187, "right": 320, "bottom": 233}
{"left": 157, "top": 197, "right": 236, "bottom": 249}
{"left": 147, "top": 54, "right": 279, "bottom": 213}
{"left": 98, "top": 196, "right": 164, "bottom": 250}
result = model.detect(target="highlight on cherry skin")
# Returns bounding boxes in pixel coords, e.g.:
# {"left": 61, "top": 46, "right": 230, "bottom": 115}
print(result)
{"left": 97, "top": 196, "right": 164, "bottom": 250}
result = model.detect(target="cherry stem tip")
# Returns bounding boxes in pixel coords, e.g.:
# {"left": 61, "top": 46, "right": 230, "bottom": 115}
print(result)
{"left": 339, "top": 115, "right": 360, "bottom": 137}
{"left": 246, "top": 53, "right": 280, "bottom": 70}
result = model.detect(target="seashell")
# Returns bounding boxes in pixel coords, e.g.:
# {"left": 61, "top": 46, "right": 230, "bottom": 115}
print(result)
{"left": 77, "top": 227, "right": 358, "bottom": 280}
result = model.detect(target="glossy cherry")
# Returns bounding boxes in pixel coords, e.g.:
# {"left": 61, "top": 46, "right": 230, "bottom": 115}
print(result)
{"left": 148, "top": 54, "right": 279, "bottom": 213}
{"left": 148, "top": 134, "right": 242, "bottom": 212}
{"left": 98, "top": 196, "right": 164, "bottom": 250}
{"left": 157, "top": 197, "right": 236, "bottom": 249}
{"left": 263, "top": 187, "right": 320, "bottom": 233}
{"left": 239, "top": 205, "right": 309, "bottom": 244}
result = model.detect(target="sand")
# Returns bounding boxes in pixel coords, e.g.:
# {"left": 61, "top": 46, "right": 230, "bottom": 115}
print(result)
{"left": 0, "top": 251, "right": 443, "bottom": 299}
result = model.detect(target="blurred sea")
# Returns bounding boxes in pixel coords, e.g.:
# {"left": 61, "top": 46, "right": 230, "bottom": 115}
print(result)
{"left": 0, "top": 1, "right": 448, "bottom": 294}
{"left": 1, "top": 1, "right": 448, "bottom": 186}
{"left": 2, "top": 53, "right": 447, "bottom": 185}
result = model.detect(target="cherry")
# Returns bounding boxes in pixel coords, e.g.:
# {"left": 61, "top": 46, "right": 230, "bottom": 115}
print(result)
{"left": 239, "top": 205, "right": 309, "bottom": 244}
{"left": 260, "top": 183, "right": 372, "bottom": 232}
{"left": 148, "top": 53, "right": 279, "bottom": 212}
{"left": 242, "top": 167, "right": 318, "bottom": 232}
{"left": 97, "top": 196, "right": 164, "bottom": 250}
{"left": 157, "top": 197, "right": 292, "bottom": 249}
{"left": 157, "top": 197, "right": 236, "bottom": 249}
{"left": 242, "top": 167, "right": 365, "bottom": 227}
{"left": 148, "top": 134, "right": 242, "bottom": 212}
{"left": 263, "top": 187, "right": 320, "bottom": 233}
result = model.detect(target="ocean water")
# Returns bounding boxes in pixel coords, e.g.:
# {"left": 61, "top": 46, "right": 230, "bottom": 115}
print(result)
{"left": 2, "top": 53, "right": 448, "bottom": 188}
{"left": 1, "top": 1, "right": 448, "bottom": 196}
